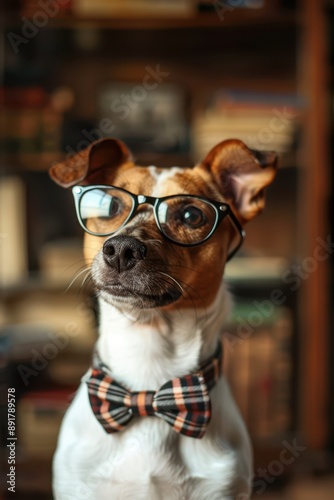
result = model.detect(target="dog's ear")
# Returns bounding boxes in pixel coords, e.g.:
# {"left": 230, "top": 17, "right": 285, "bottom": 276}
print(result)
{"left": 49, "top": 138, "right": 133, "bottom": 188}
{"left": 199, "top": 139, "right": 277, "bottom": 223}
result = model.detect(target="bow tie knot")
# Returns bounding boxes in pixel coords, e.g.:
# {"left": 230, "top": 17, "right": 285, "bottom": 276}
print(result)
{"left": 128, "top": 391, "right": 156, "bottom": 417}
{"left": 87, "top": 342, "right": 222, "bottom": 439}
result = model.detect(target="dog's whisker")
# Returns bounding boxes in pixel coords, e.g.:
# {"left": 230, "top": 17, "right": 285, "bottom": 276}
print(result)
{"left": 64, "top": 266, "right": 92, "bottom": 294}
{"left": 81, "top": 268, "right": 92, "bottom": 288}
{"left": 156, "top": 271, "right": 185, "bottom": 295}
{"left": 57, "top": 257, "right": 90, "bottom": 273}
{"left": 76, "top": 273, "right": 94, "bottom": 299}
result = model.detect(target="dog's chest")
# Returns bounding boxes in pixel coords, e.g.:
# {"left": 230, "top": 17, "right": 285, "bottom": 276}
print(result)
{"left": 92, "top": 419, "right": 190, "bottom": 499}
{"left": 90, "top": 417, "right": 236, "bottom": 500}
{"left": 103, "top": 419, "right": 182, "bottom": 478}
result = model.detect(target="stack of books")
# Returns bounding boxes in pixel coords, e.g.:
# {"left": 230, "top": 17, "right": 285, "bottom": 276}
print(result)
{"left": 192, "top": 89, "right": 302, "bottom": 163}
{"left": 223, "top": 303, "right": 293, "bottom": 438}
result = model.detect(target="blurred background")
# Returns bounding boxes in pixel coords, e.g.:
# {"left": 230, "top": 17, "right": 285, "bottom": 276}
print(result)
{"left": 0, "top": 0, "right": 333, "bottom": 498}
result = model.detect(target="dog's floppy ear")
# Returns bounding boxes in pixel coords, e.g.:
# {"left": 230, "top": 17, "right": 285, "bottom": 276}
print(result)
{"left": 199, "top": 139, "right": 277, "bottom": 223}
{"left": 49, "top": 138, "right": 133, "bottom": 188}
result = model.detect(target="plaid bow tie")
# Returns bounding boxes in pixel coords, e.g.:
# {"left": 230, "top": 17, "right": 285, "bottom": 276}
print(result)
{"left": 87, "top": 342, "right": 222, "bottom": 439}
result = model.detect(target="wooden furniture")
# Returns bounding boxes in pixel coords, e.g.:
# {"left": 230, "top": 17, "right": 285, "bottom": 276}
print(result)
{"left": 298, "top": 0, "right": 330, "bottom": 450}
{"left": 1, "top": 2, "right": 332, "bottom": 496}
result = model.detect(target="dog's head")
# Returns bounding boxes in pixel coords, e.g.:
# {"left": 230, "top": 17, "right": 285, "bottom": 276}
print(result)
{"left": 50, "top": 138, "right": 277, "bottom": 313}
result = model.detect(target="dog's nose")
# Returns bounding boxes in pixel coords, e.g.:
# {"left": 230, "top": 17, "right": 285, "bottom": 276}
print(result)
{"left": 103, "top": 236, "right": 147, "bottom": 273}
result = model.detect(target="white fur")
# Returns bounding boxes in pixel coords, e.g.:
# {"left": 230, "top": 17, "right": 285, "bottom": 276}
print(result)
{"left": 53, "top": 283, "right": 252, "bottom": 500}
{"left": 149, "top": 166, "right": 184, "bottom": 197}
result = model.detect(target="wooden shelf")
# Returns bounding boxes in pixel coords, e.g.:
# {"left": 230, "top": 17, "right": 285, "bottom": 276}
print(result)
{"left": 6, "top": 8, "right": 298, "bottom": 31}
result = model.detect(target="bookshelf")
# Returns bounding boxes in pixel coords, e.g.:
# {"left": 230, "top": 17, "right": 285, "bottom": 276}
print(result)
{"left": 1, "top": 0, "right": 332, "bottom": 495}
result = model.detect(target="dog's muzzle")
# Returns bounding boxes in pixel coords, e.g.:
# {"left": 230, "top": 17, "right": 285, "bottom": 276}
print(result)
{"left": 94, "top": 234, "right": 182, "bottom": 309}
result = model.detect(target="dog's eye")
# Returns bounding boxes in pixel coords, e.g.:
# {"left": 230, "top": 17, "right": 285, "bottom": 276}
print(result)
{"left": 180, "top": 206, "right": 206, "bottom": 228}
{"left": 108, "top": 197, "right": 121, "bottom": 217}
{"left": 98, "top": 197, "right": 122, "bottom": 219}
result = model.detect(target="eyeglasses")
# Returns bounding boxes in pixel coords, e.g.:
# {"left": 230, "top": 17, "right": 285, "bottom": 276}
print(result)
{"left": 72, "top": 185, "right": 245, "bottom": 261}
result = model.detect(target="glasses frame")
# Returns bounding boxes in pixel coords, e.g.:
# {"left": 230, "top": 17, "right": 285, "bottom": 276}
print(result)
{"left": 72, "top": 184, "right": 245, "bottom": 261}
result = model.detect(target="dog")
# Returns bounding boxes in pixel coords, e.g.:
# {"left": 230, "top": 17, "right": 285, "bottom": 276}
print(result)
{"left": 49, "top": 138, "right": 277, "bottom": 500}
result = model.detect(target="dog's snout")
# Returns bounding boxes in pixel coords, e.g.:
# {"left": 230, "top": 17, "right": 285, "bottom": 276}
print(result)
{"left": 103, "top": 236, "right": 147, "bottom": 273}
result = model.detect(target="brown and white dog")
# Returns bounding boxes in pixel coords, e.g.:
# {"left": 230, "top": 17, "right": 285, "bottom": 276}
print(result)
{"left": 49, "top": 138, "right": 277, "bottom": 500}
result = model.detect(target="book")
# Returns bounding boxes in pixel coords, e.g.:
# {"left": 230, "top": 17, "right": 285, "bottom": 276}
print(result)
{"left": 0, "top": 177, "right": 27, "bottom": 285}
{"left": 73, "top": 0, "right": 195, "bottom": 17}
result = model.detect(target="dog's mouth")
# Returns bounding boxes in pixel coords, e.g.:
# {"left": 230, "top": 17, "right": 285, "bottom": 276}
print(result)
{"left": 92, "top": 257, "right": 183, "bottom": 310}
{"left": 100, "top": 283, "right": 182, "bottom": 309}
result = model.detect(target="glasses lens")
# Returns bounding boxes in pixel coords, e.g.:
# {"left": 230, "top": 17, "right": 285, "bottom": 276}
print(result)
{"left": 157, "top": 197, "right": 217, "bottom": 245}
{"left": 78, "top": 187, "right": 134, "bottom": 235}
